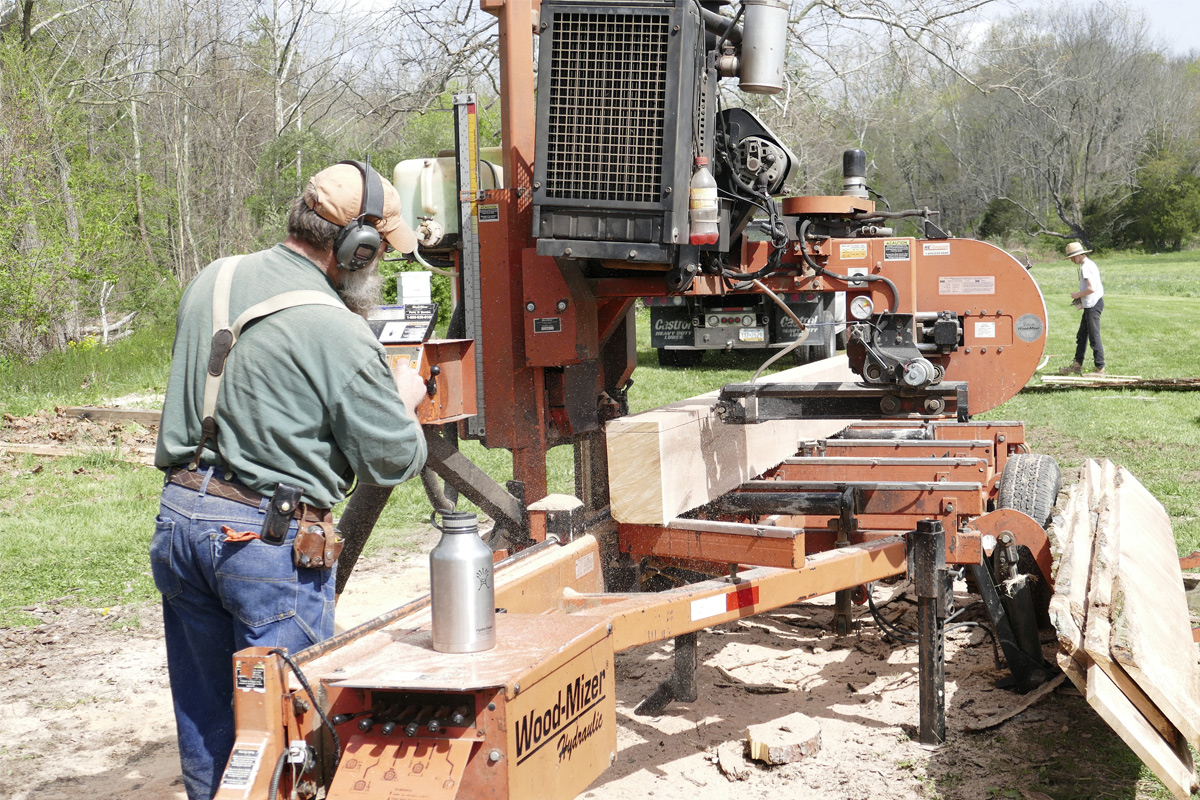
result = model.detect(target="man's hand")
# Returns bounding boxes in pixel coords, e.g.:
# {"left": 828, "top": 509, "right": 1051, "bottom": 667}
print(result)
{"left": 392, "top": 363, "right": 429, "bottom": 419}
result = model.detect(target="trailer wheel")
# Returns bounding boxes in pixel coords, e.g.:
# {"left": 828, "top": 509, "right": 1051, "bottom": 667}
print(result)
{"left": 657, "top": 348, "right": 704, "bottom": 368}
{"left": 996, "top": 453, "right": 1062, "bottom": 528}
{"left": 994, "top": 453, "right": 1062, "bottom": 628}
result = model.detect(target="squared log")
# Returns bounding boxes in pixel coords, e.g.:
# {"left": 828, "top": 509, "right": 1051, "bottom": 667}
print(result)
{"left": 606, "top": 357, "right": 858, "bottom": 525}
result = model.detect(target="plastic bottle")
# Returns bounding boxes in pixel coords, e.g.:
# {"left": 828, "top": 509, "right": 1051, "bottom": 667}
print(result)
{"left": 429, "top": 511, "right": 496, "bottom": 653}
{"left": 689, "top": 157, "right": 720, "bottom": 246}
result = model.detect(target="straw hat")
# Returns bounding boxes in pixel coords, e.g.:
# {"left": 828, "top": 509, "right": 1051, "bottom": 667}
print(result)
{"left": 1063, "top": 241, "right": 1092, "bottom": 259}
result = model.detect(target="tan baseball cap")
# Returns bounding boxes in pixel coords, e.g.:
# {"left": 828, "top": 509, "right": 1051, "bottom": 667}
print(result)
{"left": 306, "top": 162, "right": 417, "bottom": 255}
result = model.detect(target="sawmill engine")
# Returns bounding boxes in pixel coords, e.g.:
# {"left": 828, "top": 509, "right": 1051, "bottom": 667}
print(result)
{"left": 532, "top": 0, "right": 797, "bottom": 288}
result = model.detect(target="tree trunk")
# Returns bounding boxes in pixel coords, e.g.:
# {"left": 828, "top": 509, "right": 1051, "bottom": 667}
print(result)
{"left": 130, "top": 98, "right": 155, "bottom": 264}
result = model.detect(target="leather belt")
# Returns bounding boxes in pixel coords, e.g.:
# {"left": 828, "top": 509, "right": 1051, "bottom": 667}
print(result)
{"left": 166, "top": 468, "right": 332, "bottom": 523}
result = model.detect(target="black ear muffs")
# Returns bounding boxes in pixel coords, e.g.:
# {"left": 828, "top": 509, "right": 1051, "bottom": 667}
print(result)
{"left": 333, "top": 160, "right": 386, "bottom": 271}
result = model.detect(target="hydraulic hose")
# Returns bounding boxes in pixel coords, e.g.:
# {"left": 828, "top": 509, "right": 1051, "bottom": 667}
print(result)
{"left": 797, "top": 219, "right": 900, "bottom": 314}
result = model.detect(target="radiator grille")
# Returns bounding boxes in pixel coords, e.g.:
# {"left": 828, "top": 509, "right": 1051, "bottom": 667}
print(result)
{"left": 543, "top": 12, "right": 670, "bottom": 203}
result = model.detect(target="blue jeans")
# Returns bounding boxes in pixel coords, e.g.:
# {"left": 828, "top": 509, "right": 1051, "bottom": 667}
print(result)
{"left": 150, "top": 470, "right": 336, "bottom": 800}
{"left": 1073, "top": 297, "right": 1105, "bottom": 369}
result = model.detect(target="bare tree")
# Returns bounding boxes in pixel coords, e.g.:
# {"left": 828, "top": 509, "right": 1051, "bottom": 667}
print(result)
{"left": 951, "top": 4, "right": 1166, "bottom": 244}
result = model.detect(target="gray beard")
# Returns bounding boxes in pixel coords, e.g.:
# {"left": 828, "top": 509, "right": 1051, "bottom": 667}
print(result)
{"left": 336, "top": 268, "right": 383, "bottom": 318}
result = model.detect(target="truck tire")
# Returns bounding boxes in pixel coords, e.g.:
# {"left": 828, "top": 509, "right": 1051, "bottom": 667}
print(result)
{"left": 994, "top": 453, "right": 1062, "bottom": 627}
{"left": 996, "top": 453, "right": 1062, "bottom": 528}
{"left": 657, "top": 348, "right": 704, "bottom": 368}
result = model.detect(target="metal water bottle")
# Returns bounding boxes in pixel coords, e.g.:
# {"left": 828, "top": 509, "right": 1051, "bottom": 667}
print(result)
{"left": 429, "top": 511, "right": 496, "bottom": 653}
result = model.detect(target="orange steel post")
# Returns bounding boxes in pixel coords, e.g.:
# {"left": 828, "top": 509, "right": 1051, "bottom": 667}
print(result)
{"left": 482, "top": 0, "right": 536, "bottom": 201}
{"left": 471, "top": 0, "right": 551, "bottom": 500}
{"left": 214, "top": 648, "right": 292, "bottom": 800}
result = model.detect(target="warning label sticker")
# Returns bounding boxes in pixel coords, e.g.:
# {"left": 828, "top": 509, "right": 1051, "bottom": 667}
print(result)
{"left": 219, "top": 742, "right": 264, "bottom": 793}
{"left": 839, "top": 242, "right": 868, "bottom": 260}
{"left": 939, "top": 276, "right": 996, "bottom": 295}
{"left": 923, "top": 242, "right": 951, "bottom": 256}
{"left": 235, "top": 663, "right": 265, "bottom": 693}
{"left": 883, "top": 240, "right": 911, "bottom": 261}
{"left": 974, "top": 321, "right": 997, "bottom": 339}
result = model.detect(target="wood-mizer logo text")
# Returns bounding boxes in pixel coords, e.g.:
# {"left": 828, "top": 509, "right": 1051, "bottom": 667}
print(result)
{"left": 515, "top": 666, "right": 607, "bottom": 765}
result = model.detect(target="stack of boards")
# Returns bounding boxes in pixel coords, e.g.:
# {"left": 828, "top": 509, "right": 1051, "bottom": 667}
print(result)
{"left": 1049, "top": 459, "right": 1200, "bottom": 798}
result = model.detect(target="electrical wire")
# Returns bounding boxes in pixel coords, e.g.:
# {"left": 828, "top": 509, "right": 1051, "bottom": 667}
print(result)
{"left": 866, "top": 588, "right": 918, "bottom": 644}
{"left": 946, "top": 620, "right": 1002, "bottom": 669}
{"left": 711, "top": 92, "right": 786, "bottom": 283}
{"left": 712, "top": 2, "right": 745, "bottom": 53}
{"left": 867, "top": 587, "right": 1003, "bottom": 669}
{"left": 404, "top": 247, "right": 459, "bottom": 277}
{"left": 267, "top": 749, "right": 288, "bottom": 800}
{"left": 269, "top": 648, "right": 342, "bottom": 768}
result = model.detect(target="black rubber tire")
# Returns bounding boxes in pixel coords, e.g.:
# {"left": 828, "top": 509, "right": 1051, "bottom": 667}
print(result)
{"left": 994, "top": 453, "right": 1062, "bottom": 629}
{"left": 657, "top": 348, "right": 704, "bottom": 368}
{"left": 996, "top": 453, "right": 1062, "bottom": 528}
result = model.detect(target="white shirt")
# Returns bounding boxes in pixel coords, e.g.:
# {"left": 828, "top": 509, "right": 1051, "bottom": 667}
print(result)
{"left": 1078, "top": 257, "right": 1104, "bottom": 309}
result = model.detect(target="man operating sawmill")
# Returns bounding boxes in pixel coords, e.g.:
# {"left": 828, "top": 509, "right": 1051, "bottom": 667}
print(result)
{"left": 151, "top": 160, "right": 429, "bottom": 800}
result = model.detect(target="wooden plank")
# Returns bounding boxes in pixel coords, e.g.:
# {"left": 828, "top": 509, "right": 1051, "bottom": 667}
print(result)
{"left": 1085, "top": 663, "right": 1198, "bottom": 800}
{"left": 1047, "top": 461, "right": 1098, "bottom": 664}
{"left": 1107, "top": 466, "right": 1200, "bottom": 749}
{"left": 0, "top": 441, "right": 156, "bottom": 466}
{"left": 605, "top": 356, "right": 858, "bottom": 525}
{"left": 1082, "top": 478, "right": 1180, "bottom": 746}
{"left": 61, "top": 406, "right": 162, "bottom": 425}
{"left": 965, "top": 673, "right": 1066, "bottom": 731}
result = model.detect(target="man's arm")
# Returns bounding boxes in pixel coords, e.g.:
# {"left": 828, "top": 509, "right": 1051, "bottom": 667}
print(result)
{"left": 392, "top": 360, "right": 429, "bottom": 420}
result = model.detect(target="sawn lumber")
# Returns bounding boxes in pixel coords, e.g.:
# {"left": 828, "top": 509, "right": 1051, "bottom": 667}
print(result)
{"left": 1048, "top": 459, "right": 1200, "bottom": 799}
{"left": 605, "top": 356, "right": 858, "bottom": 525}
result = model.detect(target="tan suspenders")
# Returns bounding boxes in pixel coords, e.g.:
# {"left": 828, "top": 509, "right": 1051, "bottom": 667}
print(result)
{"left": 189, "top": 255, "right": 346, "bottom": 469}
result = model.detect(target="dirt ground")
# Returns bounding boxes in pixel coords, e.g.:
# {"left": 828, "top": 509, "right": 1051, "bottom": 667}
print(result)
{"left": 1, "top": 521, "right": 1152, "bottom": 800}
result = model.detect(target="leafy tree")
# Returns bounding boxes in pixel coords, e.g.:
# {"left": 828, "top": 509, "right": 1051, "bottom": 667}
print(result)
{"left": 1119, "top": 149, "right": 1200, "bottom": 251}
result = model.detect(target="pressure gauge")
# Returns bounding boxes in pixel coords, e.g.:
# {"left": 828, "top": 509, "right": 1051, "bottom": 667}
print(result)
{"left": 849, "top": 295, "right": 875, "bottom": 320}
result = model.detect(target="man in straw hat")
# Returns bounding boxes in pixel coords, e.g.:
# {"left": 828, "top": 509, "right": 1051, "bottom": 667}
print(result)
{"left": 1058, "top": 240, "right": 1106, "bottom": 376}
{"left": 152, "top": 160, "right": 429, "bottom": 799}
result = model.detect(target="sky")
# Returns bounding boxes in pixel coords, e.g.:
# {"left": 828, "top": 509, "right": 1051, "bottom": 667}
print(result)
{"left": 1008, "top": 0, "right": 1200, "bottom": 55}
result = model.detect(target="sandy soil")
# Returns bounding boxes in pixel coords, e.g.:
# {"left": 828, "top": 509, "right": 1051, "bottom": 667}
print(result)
{"left": 2, "top": 527, "right": 1134, "bottom": 800}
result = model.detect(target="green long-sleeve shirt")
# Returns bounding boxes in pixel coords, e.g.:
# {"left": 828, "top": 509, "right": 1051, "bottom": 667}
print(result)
{"left": 155, "top": 244, "right": 426, "bottom": 507}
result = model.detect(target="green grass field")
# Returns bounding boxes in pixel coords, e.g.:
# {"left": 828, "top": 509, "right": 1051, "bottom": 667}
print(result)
{"left": 0, "top": 248, "right": 1197, "bottom": 626}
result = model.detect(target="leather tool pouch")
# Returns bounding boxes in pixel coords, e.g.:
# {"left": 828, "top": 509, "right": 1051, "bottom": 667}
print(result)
{"left": 293, "top": 522, "right": 344, "bottom": 569}
{"left": 262, "top": 483, "right": 303, "bottom": 546}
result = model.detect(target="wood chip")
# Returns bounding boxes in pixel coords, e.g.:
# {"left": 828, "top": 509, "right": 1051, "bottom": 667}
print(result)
{"left": 746, "top": 712, "right": 822, "bottom": 765}
{"left": 716, "top": 741, "right": 750, "bottom": 781}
